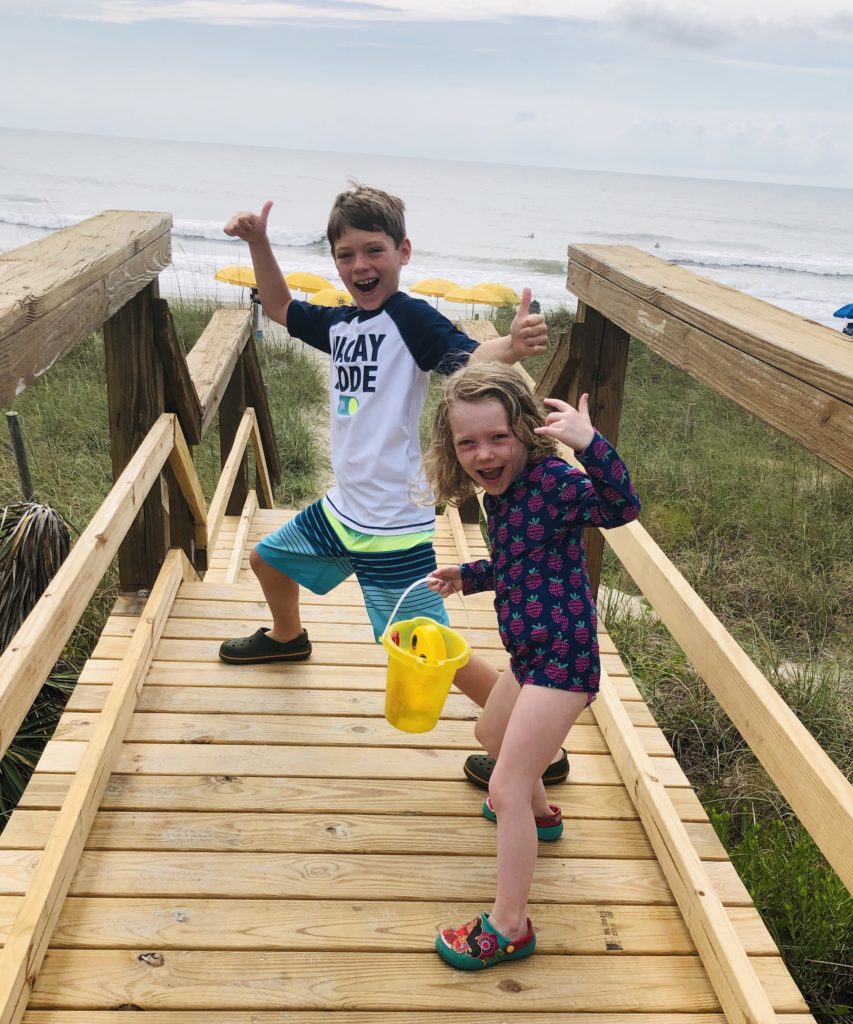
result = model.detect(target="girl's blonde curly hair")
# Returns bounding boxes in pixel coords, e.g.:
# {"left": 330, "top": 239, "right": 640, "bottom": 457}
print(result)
{"left": 422, "top": 361, "right": 557, "bottom": 508}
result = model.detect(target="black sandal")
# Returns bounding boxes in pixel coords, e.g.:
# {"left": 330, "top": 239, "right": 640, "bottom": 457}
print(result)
{"left": 463, "top": 748, "right": 569, "bottom": 789}
{"left": 219, "top": 627, "right": 312, "bottom": 664}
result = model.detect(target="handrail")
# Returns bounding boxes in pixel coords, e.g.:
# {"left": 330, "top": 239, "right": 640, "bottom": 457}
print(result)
{"left": 0, "top": 212, "right": 172, "bottom": 408}
{"left": 567, "top": 244, "right": 853, "bottom": 478}
{"left": 516, "top": 362, "right": 853, "bottom": 891}
{"left": 0, "top": 415, "right": 169, "bottom": 760}
{"left": 207, "top": 408, "right": 273, "bottom": 552}
{"left": 604, "top": 514, "right": 853, "bottom": 892}
{"left": 0, "top": 415, "right": 209, "bottom": 763}
{"left": 0, "top": 549, "right": 194, "bottom": 1024}
{"left": 501, "top": 360, "right": 853, "bottom": 1021}
{"left": 594, "top": 668, "right": 777, "bottom": 1024}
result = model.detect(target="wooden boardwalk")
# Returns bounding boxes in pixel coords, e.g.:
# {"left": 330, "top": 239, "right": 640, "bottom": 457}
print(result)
{"left": 0, "top": 508, "right": 815, "bottom": 1021}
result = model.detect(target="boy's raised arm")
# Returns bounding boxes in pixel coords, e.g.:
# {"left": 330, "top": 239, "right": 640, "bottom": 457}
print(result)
{"left": 223, "top": 200, "right": 293, "bottom": 325}
{"left": 469, "top": 287, "right": 548, "bottom": 365}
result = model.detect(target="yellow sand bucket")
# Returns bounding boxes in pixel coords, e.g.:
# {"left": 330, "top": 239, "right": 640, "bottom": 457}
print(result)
{"left": 382, "top": 617, "right": 470, "bottom": 733}
{"left": 381, "top": 581, "right": 470, "bottom": 733}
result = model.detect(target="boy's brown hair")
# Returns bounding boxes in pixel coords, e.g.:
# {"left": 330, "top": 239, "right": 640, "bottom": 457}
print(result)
{"left": 423, "top": 362, "right": 557, "bottom": 508}
{"left": 327, "top": 182, "right": 407, "bottom": 252}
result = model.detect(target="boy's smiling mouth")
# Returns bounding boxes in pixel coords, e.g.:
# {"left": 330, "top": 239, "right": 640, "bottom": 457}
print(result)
{"left": 353, "top": 278, "right": 379, "bottom": 294}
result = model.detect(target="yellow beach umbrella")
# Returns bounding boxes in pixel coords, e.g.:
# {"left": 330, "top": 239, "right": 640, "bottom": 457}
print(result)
{"left": 309, "top": 287, "right": 354, "bottom": 307}
{"left": 443, "top": 284, "right": 504, "bottom": 308}
{"left": 410, "top": 278, "right": 460, "bottom": 298}
{"left": 479, "top": 282, "right": 521, "bottom": 305}
{"left": 214, "top": 265, "right": 257, "bottom": 288}
{"left": 286, "top": 271, "right": 333, "bottom": 295}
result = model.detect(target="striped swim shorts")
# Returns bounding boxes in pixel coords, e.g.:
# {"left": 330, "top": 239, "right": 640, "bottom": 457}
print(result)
{"left": 254, "top": 500, "right": 449, "bottom": 641}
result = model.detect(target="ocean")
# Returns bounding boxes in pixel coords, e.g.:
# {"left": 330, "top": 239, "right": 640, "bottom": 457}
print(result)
{"left": 1, "top": 126, "right": 852, "bottom": 331}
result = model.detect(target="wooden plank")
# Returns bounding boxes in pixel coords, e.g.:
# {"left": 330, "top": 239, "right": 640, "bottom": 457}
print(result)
{"left": 18, "top": 1014, "right": 819, "bottom": 1024}
{"left": 165, "top": 419, "right": 207, "bottom": 555}
{"left": 0, "top": 897, "right": 773, "bottom": 954}
{"left": 219, "top": 352, "right": 249, "bottom": 515}
{"left": 63, "top": 681, "right": 652, "bottom": 723}
{"left": 594, "top": 672, "right": 777, "bottom": 1024}
{"left": 104, "top": 280, "right": 168, "bottom": 590}
{"left": 47, "top": 711, "right": 674, "bottom": 758}
{"left": 90, "top": 634, "right": 509, "bottom": 667}
{"left": 104, "top": 614, "right": 506, "bottom": 650}
{"left": 32, "top": 742, "right": 691, "bottom": 787}
{"left": 151, "top": 297, "right": 202, "bottom": 444}
{"left": 0, "top": 850, "right": 749, "bottom": 904}
{"left": 225, "top": 491, "right": 257, "bottom": 584}
{"left": 241, "top": 332, "right": 282, "bottom": 486}
{"left": 0, "top": 212, "right": 172, "bottom": 405}
{"left": 0, "top": 809, "right": 724, "bottom": 860}
{"left": 446, "top": 505, "right": 472, "bottom": 561}
{"left": 18, "top": 774, "right": 709, "bottom": 821}
{"left": 603, "top": 515, "right": 853, "bottom": 892}
{"left": 0, "top": 415, "right": 174, "bottom": 761}
{"left": 23, "top": 952, "right": 803, "bottom": 1012}
{"left": 0, "top": 550, "right": 189, "bottom": 1024}
{"left": 535, "top": 302, "right": 630, "bottom": 594}
{"left": 19, "top": 1015, "right": 820, "bottom": 1024}
{"left": 185, "top": 308, "right": 251, "bottom": 433}
{"left": 206, "top": 411, "right": 253, "bottom": 550}
{"left": 567, "top": 259, "right": 853, "bottom": 477}
{"left": 50, "top": 772, "right": 703, "bottom": 819}
{"left": 569, "top": 243, "right": 853, "bottom": 405}
{"left": 247, "top": 408, "right": 274, "bottom": 510}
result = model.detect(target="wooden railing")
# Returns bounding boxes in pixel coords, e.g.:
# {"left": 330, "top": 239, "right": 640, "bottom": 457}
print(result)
{"left": 0, "top": 212, "right": 282, "bottom": 1021}
{"left": 1, "top": 216, "right": 851, "bottom": 1024}
{"left": 0, "top": 210, "right": 280, "bottom": 758}
{"left": 0, "top": 211, "right": 281, "bottom": 590}
{"left": 521, "top": 244, "right": 853, "bottom": 1024}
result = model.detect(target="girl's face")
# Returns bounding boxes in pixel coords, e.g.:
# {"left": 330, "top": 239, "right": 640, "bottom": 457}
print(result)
{"left": 448, "top": 398, "right": 529, "bottom": 496}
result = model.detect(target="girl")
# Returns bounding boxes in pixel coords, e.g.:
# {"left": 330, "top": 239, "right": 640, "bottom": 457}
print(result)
{"left": 423, "top": 361, "right": 640, "bottom": 970}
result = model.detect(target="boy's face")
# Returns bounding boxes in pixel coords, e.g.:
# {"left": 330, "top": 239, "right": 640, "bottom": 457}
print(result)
{"left": 333, "top": 227, "right": 411, "bottom": 311}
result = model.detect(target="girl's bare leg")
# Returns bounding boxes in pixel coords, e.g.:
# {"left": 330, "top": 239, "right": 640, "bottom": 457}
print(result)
{"left": 479, "top": 682, "right": 588, "bottom": 940}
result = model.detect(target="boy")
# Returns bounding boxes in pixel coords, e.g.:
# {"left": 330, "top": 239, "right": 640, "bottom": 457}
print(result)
{"left": 219, "top": 184, "right": 568, "bottom": 786}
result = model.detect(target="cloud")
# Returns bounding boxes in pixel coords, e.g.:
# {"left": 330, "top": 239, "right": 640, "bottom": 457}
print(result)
{"left": 9, "top": 0, "right": 853, "bottom": 31}
{"left": 611, "top": 3, "right": 738, "bottom": 49}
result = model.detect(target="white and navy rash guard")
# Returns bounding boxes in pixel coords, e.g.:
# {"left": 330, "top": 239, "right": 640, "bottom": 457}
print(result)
{"left": 287, "top": 292, "right": 478, "bottom": 535}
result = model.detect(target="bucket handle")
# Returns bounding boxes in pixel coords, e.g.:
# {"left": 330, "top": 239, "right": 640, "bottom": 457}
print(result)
{"left": 381, "top": 576, "right": 470, "bottom": 642}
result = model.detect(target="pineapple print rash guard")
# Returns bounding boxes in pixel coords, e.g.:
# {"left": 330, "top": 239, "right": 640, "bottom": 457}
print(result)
{"left": 458, "top": 432, "right": 641, "bottom": 696}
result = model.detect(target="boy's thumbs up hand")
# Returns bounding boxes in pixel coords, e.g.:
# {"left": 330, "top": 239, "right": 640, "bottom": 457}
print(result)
{"left": 509, "top": 286, "right": 548, "bottom": 359}
{"left": 224, "top": 200, "right": 273, "bottom": 243}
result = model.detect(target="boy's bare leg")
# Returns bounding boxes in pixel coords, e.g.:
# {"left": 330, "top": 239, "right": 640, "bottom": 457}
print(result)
{"left": 454, "top": 653, "right": 565, "bottom": 770}
{"left": 249, "top": 547, "right": 304, "bottom": 643}
{"left": 452, "top": 653, "right": 499, "bottom": 708}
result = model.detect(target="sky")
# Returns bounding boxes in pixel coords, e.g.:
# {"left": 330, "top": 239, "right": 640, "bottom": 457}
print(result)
{"left": 1, "top": 0, "right": 852, "bottom": 188}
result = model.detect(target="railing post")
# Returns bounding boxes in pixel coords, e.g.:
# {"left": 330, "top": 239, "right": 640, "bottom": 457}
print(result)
{"left": 536, "top": 300, "right": 630, "bottom": 596}
{"left": 219, "top": 352, "right": 249, "bottom": 515}
{"left": 103, "top": 280, "right": 168, "bottom": 591}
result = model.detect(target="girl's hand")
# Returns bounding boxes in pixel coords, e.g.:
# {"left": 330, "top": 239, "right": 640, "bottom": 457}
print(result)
{"left": 534, "top": 393, "right": 596, "bottom": 452}
{"left": 224, "top": 200, "right": 273, "bottom": 243}
{"left": 426, "top": 566, "right": 462, "bottom": 598}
